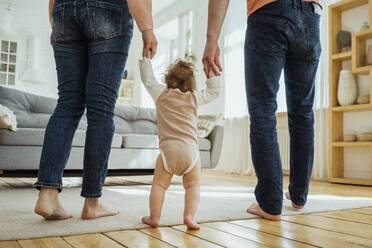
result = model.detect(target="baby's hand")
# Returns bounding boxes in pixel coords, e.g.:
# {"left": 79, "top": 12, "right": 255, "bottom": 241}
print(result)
{"left": 208, "top": 67, "right": 216, "bottom": 78}
{"left": 138, "top": 59, "right": 143, "bottom": 68}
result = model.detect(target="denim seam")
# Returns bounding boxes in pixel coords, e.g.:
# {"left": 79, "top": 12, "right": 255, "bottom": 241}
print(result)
{"left": 34, "top": 181, "right": 63, "bottom": 192}
{"left": 53, "top": 3, "right": 65, "bottom": 41}
{"left": 81, "top": 192, "right": 102, "bottom": 198}
{"left": 258, "top": 202, "right": 282, "bottom": 215}
{"left": 289, "top": 185, "right": 308, "bottom": 206}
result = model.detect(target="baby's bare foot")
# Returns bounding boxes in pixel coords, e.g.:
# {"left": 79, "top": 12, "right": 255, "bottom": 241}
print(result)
{"left": 142, "top": 216, "right": 159, "bottom": 227}
{"left": 81, "top": 199, "right": 119, "bottom": 219}
{"left": 184, "top": 215, "right": 200, "bottom": 230}
{"left": 246, "top": 203, "right": 281, "bottom": 221}
{"left": 34, "top": 188, "right": 72, "bottom": 220}
{"left": 285, "top": 192, "right": 304, "bottom": 209}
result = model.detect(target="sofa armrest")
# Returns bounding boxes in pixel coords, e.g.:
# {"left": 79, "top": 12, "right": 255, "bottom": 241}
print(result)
{"left": 207, "top": 125, "right": 224, "bottom": 169}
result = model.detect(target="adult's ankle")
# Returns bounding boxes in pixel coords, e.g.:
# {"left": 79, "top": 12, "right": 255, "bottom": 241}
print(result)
{"left": 84, "top": 198, "right": 100, "bottom": 207}
{"left": 39, "top": 187, "right": 59, "bottom": 198}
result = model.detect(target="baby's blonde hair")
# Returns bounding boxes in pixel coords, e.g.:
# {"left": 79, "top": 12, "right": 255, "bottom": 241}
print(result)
{"left": 165, "top": 59, "right": 196, "bottom": 93}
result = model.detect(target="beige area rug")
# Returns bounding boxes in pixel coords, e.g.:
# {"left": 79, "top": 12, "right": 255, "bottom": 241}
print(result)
{"left": 1, "top": 184, "right": 372, "bottom": 240}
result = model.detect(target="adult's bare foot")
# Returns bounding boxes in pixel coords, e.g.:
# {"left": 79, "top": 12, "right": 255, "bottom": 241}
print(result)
{"left": 246, "top": 203, "right": 281, "bottom": 221}
{"left": 81, "top": 198, "right": 119, "bottom": 219}
{"left": 34, "top": 188, "right": 72, "bottom": 220}
{"left": 285, "top": 192, "right": 304, "bottom": 209}
{"left": 141, "top": 216, "right": 159, "bottom": 227}
{"left": 184, "top": 215, "right": 200, "bottom": 230}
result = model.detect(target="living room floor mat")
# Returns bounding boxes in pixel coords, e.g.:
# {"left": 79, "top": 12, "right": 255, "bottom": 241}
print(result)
{"left": 1, "top": 185, "right": 372, "bottom": 240}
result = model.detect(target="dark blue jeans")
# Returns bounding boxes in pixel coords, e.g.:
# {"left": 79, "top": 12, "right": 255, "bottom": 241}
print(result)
{"left": 245, "top": 0, "right": 321, "bottom": 214}
{"left": 34, "top": 0, "right": 133, "bottom": 198}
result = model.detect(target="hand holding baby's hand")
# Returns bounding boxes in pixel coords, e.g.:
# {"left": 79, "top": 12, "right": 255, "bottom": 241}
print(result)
{"left": 208, "top": 67, "right": 216, "bottom": 79}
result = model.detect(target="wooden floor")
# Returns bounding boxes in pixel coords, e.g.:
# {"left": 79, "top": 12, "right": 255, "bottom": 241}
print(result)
{"left": 1, "top": 171, "right": 372, "bottom": 248}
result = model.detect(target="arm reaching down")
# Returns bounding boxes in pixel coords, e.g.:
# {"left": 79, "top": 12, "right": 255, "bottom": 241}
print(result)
{"left": 126, "top": 0, "right": 153, "bottom": 32}
{"left": 49, "top": 0, "right": 54, "bottom": 28}
{"left": 126, "top": 0, "right": 157, "bottom": 58}
{"left": 139, "top": 58, "right": 165, "bottom": 102}
{"left": 202, "top": 0, "right": 230, "bottom": 78}
{"left": 194, "top": 74, "right": 222, "bottom": 106}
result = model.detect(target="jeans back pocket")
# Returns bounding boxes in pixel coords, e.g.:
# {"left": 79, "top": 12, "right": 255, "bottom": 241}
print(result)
{"left": 87, "top": 1, "right": 123, "bottom": 39}
{"left": 51, "top": 3, "right": 65, "bottom": 42}
{"left": 307, "top": 25, "right": 322, "bottom": 63}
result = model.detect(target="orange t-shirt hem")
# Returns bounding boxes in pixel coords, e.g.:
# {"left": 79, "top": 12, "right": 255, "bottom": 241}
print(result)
{"left": 247, "top": 0, "right": 322, "bottom": 16}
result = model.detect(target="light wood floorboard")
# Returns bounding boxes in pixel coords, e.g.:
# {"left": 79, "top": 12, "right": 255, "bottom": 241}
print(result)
{"left": 63, "top": 233, "right": 124, "bottom": 248}
{"left": 231, "top": 218, "right": 372, "bottom": 248}
{"left": 172, "top": 224, "right": 267, "bottom": 248}
{"left": 0, "top": 241, "right": 21, "bottom": 248}
{"left": 345, "top": 207, "right": 372, "bottom": 215}
{"left": 18, "top": 237, "right": 72, "bottom": 248}
{"left": 1, "top": 172, "right": 372, "bottom": 247}
{"left": 202, "top": 222, "right": 316, "bottom": 248}
{"left": 105, "top": 230, "right": 175, "bottom": 248}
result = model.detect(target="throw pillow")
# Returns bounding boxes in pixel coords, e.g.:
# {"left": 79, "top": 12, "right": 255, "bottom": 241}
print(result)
{"left": 0, "top": 104, "right": 17, "bottom": 131}
{"left": 197, "top": 114, "right": 222, "bottom": 138}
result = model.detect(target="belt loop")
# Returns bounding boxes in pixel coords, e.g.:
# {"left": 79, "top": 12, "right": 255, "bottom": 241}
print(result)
{"left": 293, "top": 0, "right": 296, "bottom": 8}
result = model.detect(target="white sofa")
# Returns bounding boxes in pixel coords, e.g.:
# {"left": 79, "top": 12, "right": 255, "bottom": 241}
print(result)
{"left": 0, "top": 86, "right": 223, "bottom": 174}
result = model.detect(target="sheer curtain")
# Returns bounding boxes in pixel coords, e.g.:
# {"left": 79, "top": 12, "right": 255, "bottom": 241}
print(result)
{"left": 312, "top": 0, "right": 340, "bottom": 180}
{"left": 214, "top": 0, "right": 255, "bottom": 174}
{"left": 215, "top": 1, "right": 335, "bottom": 180}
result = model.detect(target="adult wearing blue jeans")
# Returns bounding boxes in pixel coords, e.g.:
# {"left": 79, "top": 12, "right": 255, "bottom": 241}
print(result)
{"left": 203, "top": 0, "right": 321, "bottom": 220}
{"left": 34, "top": 0, "right": 157, "bottom": 220}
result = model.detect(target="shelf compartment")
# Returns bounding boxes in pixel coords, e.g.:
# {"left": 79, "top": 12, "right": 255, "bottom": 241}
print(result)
{"left": 330, "top": 0, "right": 368, "bottom": 11}
{"left": 329, "top": 177, "right": 372, "bottom": 186}
{"left": 352, "top": 29, "right": 372, "bottom": 74}
{"left": 333, "top": 142, "right": 372, "bottom": 147}
{"left": 332, "top": 51, "right": 352, "bottom": 61}
{"left": 331, "top": 103, "right": 372, "bottom": 112}
{"left": 353, "top": 64, "right": 372, "bottom": 74}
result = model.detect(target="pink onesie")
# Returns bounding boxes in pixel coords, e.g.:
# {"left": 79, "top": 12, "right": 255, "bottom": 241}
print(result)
{"left": 140, "top": 58, "right": 221, "bottom": 176}
{"left": 156, "top": 88, "right": 200, "bottom": 176}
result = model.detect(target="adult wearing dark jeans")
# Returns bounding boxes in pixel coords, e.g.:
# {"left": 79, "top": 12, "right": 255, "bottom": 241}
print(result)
{"left": 203, "top": 0, "right": 322, "bottom": 220}
{"left": 34, "top": 0, "right": 157, "bottom": 220}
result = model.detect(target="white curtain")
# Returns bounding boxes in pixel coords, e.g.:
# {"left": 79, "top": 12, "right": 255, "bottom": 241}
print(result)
{"left": 214, "top": 0, "right": 255, "bottom": 174}
{"left": 215, "top": 1, "right": 336, "bottom": 180}
{"left": 312, "top": 0, "right": 340, "bottom": 180}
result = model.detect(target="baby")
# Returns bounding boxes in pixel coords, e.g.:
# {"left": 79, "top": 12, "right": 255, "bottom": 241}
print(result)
{"left": 139, "top": 57, "right": 221, "bottom": 229}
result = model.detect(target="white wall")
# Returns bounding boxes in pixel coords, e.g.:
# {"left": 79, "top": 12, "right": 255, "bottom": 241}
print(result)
{"left": 341, "top": 5, "right": 372, "bottom": 179}
{"left": 0, "top": 0, "right": 58, "bottom": 97}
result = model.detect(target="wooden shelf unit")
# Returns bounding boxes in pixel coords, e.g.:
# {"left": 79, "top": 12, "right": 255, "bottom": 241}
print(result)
{"left": 331, "top": 51, "right": 352, "bottom": 61}
{"left": 329, "top": 0, "right": 372, "bottom": 186}
{"left": 333, "top": 142, "right": 372, "bottom": 147}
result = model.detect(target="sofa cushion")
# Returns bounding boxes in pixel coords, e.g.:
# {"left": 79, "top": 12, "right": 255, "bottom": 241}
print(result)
{"left": 0, "top": 128, "right": 122, "bottom": 148}
{"left": 0, "top": 86, "right": 158, "bottom": 135}
{"left": 121, "top": 134, "right": 211, "bottom": 151}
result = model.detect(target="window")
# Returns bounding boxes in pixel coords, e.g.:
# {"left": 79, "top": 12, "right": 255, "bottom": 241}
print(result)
{"left": 223, "top": 29, "right": 247, "bottom": 118}
{"left": 0, "top": 40, "right": 17, "bottom": 86}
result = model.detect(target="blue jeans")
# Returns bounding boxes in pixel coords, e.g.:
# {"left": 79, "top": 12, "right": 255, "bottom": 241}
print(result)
{"left": 34, "top": 0, "right": 133, "bottom": 198}
{"left": 245, "top": 0, "right": 321, "bottom": 214}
